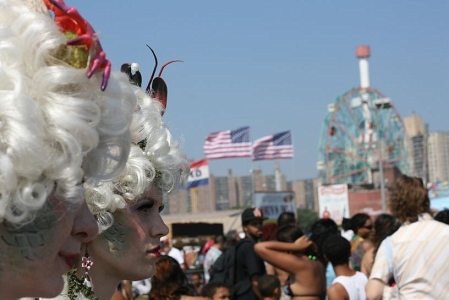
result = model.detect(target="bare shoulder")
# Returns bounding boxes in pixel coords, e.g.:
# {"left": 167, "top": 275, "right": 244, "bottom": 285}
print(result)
{"left": 362, "top": 239, "right": 374, "bottom": 251}
{"left": 327, "top": 282, "right": 349, "bottom": 300}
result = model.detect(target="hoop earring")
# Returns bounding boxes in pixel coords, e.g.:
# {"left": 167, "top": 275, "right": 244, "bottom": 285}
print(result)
{"left": 81, "top": 245, "right": 94, "bottom": 288}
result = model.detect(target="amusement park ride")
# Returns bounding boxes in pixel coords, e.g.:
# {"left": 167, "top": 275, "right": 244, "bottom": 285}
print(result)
{"left": 317, "top": 46, "right": 413, "bottom": 203}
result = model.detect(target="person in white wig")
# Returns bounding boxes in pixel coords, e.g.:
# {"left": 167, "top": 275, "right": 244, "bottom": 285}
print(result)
{"left": 32, "top": 47, "right": 189, "bottom": 299}
{"left": 0, "top": 0, "right": 136, "bottom": 299}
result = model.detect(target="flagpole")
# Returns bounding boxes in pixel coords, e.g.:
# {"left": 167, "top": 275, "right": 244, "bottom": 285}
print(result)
{"left": 209, "top": 171, "right": 214, "bottom": 212}
{"left": 190, "top": 187, "right": 198, "bottom": 213}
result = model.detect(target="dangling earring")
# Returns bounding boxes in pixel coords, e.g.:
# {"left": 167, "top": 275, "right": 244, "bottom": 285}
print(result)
{"left": 81, "top": 245, "right": 94, "bottom": 288}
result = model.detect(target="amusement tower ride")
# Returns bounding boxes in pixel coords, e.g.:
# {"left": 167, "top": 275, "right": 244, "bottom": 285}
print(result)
{"left": 317, "top": 46, "right": 413, "bottom": 197}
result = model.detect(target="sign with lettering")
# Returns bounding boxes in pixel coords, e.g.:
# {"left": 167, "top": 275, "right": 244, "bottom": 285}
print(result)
{"left": 254, "top": 192, "right": 296, "bottom": 220}
{"left": 318, "top": 184, "right": 349, "bottom": 224}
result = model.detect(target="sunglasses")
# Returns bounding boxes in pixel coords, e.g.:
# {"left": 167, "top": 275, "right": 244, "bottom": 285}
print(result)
{"left": 363, "top": 225, "right": 373, "bottom": 230}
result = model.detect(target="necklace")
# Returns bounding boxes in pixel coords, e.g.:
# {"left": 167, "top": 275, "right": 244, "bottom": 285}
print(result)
{"left": 67, "top": 268, "right": 100, "bottom": 300}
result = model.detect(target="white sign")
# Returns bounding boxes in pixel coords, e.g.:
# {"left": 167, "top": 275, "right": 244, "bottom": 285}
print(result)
{"left": 318, "top": 184, "right": 349, "bottom": 224}
{"left": 254, "top": 192, "right": 296, "bottom": 220}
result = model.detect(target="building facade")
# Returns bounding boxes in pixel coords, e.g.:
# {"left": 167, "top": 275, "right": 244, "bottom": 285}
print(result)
{"left": 165, "top": 168, "right": 317, "bottom": 215}
{"left": 403, "top": 113, "right": 428, "bottom": 182}
{"left": 428, "top": 132, "right": 449, "bottom": 183}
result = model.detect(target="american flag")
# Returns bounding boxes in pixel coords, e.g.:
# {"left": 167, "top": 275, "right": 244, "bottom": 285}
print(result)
{"left": 203, "top": 126, "right": 252, "bottom": 159}
{"left": 252, "top": 131, "right": 294, "bottom": 161}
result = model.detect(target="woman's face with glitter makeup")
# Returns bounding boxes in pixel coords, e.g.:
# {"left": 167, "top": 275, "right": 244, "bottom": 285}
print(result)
{"left": 0, "top": 193, "right": 98, "bottom": 299}
{"left": 88, "top": 185, "right": 169, "bottom": 281}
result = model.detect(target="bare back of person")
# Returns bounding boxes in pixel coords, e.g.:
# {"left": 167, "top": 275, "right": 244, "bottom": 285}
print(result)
{"left": 283, "top": 257, "right": 326, "bottom": 300}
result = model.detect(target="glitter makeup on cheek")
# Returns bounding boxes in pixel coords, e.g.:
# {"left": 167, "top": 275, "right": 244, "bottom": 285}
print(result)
{"left": 102, "top": 220, "right": 129, "bottom": 252}
{"left": 0, "top": 203, "right": 59, "bottom": 261}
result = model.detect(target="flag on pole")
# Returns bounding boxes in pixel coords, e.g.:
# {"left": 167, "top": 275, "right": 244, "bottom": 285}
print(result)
{"left": 187, "top": 159, "right": 210, "bottom": 188}
{"left": 203, "top": 126, "right": 252, "bottom": 159}
{"left": 252, "top": 131, "right": 294, "bottom": 161}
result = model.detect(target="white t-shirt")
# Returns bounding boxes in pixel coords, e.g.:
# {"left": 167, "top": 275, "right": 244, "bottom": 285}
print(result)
{"left": 332, "top": 271, "right": 368, "bottom": 300}
{"left": 168, "top": 247, "right": 185, "bottom": 265}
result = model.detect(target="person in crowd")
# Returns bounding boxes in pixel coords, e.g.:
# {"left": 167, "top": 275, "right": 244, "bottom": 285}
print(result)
{"left": 349, "top": 213, "right": 374, "bottom": 271}
{"left": 309, "top": 218, "right": 340, "bottom": 290}
{"left": 0, "top": 0, "right": 136, "bottom": 299}
{"left": 264, "top": 222, "right": 289, "bottom": 300}
{"left": 191, "top": 273, "right": 204, "bottom": 296}
{"left": 149, "top": 255, "right": 209, "bottom": 300}
{"left": 203, "top": 234, "right": 227, "bottom": 284}
{"left": 277, "top": 212, "right": 297, "bottom": 228}
{"left": 201, "top": 282, "right": 231, "bottom": 300}
{"left": 361, "top": 214, "right": 400, "bottom": 277}
{"left": 202, "top": 239, "right": 215, "bottom": 257}
{"left": 257, "top": 275, "right": 281, "bottom": 300}
{"left": 264, "top": 212, "right": 296, "bottom": 300}
{"left": 262, "top": 222, "right": 279, "bottom": 242}
{"left": 340, "top": 218, "right": 354, "bottom": 241}
{"left": 225, "top": 229, "right": 241, "bottom": 248}
{"left": 234, "top": 208, "right": 267, "bottom": 299}
{"left": 255, "top": 225, "right": 326, "bottom": 300}
{"left": 64, "top": 73, "right": 188, "bottom": 300}
{"left": 323, "top": 235, "right": 368, "bottom": 300}
{"left": 434, "top": 208, "right": 449, "bottom": 225}
{"left": 366, "top": 175, "right": 449, "bottom": 299}
{"left": 162, "top": 238, "right": 188, "bottom": 270}
{"left": 133, "top": 279, "right": 152, "bottom": 300}
{"left": 31, "top": 49, "right": 189, "bottom": 299}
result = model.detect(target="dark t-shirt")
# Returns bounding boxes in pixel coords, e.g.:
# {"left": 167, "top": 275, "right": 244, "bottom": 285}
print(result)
{"left": 234, "top": 238, "right": 266, "bottom": 300}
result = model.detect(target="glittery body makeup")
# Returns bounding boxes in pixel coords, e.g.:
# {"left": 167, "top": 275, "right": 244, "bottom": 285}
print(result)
{"left": 0, "top": 196, "right": 98, "bottom": 298}
{"left": 102, "top": 217, "right": 129, "bottom": 252}
{"left": 0, "top": 203, "right": 58, "bottom": 264}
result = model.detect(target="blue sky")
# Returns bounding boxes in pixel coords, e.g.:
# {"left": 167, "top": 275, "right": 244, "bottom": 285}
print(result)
{"left": 76, "top": 1, "right": 449, "bottom": 181}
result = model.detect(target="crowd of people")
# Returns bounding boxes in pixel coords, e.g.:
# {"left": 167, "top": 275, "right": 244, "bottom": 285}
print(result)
{"left": 121, "top": 175, "right": 449, "bottom": 300}
{"left": 131, "top": 176, "right": 447, "bottom": 300}
{"left": 1, "top": 1, "right": 448, "bottom": 300}
{"left": 166, "top": 185, "right": 449, "bottom": 300}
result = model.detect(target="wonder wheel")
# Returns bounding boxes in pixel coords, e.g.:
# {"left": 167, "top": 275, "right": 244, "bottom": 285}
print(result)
{"left": 317, "top": 87, "right": 413, "bottom": 185}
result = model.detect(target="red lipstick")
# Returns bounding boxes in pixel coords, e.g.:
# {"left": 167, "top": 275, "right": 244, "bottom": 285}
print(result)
{"left": 148, "top": 246, "right": 161, "bottom": 258}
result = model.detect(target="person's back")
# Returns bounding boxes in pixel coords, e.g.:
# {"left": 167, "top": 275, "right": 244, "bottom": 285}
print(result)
{"left": 367, "top": 175, "right": 449, "bottom": 299}
{"left": 255, "top": 225, "right": 326, "bottom": 300}
{"left": 331, "top": 272, "right": 367, "bottom": 300}
{"left": 204, "top": 234, "right": 226, "bottom": 284}
{"left": 324, "top": 235, "right": 367, "bottom": 300}
{"left": 372, "top": 215, "right": 449, "bottom": 298}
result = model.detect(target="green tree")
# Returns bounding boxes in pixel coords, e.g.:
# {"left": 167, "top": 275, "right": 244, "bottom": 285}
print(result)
{"left": 297, "top": 208, "right": 318, "bottom": 233}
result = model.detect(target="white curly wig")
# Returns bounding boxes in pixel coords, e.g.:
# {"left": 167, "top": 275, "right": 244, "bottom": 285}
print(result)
{"left": 86, "top": 87, "right": 190, "bottom": 231}
{"left": 0, "top": 1, "right": 136, "bottom": 226}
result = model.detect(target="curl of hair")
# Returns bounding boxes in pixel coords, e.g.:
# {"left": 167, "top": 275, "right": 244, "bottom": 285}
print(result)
{"left": 85, "top": 87, "right": 189, "bottom": 230}
{"left": 389, "top": 175, "right": 431, "bottom": 223}
{"left": 0, "top": 1, "right": 135, "bottom": 226}
{"left": 149, "top": 255, "right": 193, "bottom": 300}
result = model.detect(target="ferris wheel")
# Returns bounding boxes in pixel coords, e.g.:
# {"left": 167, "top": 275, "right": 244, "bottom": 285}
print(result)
{"left": 317, "top": 46, "right": 413, "bottom": 185}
